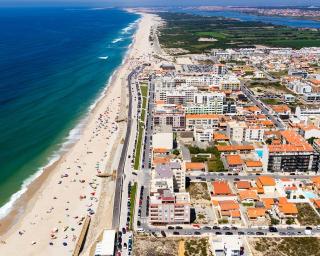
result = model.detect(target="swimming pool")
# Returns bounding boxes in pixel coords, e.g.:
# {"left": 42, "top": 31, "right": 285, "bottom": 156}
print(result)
{"left": 255, "top": 149, "right": 263, "bottom": 159}
{"left": 303, "top": 191, "right": 318, "bottom": 199}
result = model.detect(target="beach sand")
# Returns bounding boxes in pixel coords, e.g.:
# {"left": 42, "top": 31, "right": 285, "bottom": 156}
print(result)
{"left": 0, "top": 12, "right": 159, "bottom": 256}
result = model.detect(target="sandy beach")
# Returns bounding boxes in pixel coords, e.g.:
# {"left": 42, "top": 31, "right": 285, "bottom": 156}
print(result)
{"left": 0, "top": 11, "right": 159, "bottom": 256}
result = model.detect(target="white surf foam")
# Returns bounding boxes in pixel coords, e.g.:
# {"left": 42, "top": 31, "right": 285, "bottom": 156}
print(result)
{"left": 98, "top": 56, "right": 109, "bottom": 60}
{"left": 0, "top": 14, "right": 141, "bottom": 221}
{"left": 112, "top": 37, "right": 124, "bottom": 44}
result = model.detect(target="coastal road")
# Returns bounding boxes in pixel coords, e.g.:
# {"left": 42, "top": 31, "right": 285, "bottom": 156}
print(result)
{"left": 112, "top": 67, "right": 141, "bottom": 230}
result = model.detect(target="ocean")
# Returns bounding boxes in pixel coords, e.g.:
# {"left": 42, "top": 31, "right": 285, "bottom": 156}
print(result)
{"left": 0, "top": 7, "right": 139, "bottom": 217}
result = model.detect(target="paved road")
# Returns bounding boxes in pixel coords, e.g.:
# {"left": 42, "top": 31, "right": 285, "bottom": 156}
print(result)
{"left": 140, "top": 224, "right": 320, "bottom": 237}
{"left": 112, "top": 67, "right": 141, "bottom": 229}
{"left": 142, "top": 78, "right": 155, "bottom": 170}
{"left": 187, "top": 172, "right": 318, "bottom": 181}
{"left": 241, "top": 83, "right": 286, "bottom": 130}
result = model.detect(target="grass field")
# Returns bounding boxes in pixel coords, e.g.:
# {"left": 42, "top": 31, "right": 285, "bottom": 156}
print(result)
{"left": 157, "top": 12, "right": 320, "bottom": 53}
{"left": 129, "top": 182, "right": 137, "bottom": 230}
{"left": 133, "top": 84, "right": 148, "bottom": 170}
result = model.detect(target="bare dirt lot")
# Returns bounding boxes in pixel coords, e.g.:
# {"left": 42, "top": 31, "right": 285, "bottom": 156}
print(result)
{"left": 249, "top": 237, "right": 320, "bottom": 256}
{"left": 133, "top": 236, "right": 212, "bottom": 256}
{"left": 187, "top": 182, "right": 211, "bottom": 205}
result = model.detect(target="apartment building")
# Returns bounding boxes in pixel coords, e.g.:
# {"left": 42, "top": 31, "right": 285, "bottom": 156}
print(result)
{"left": 226, "top": 121, "right": 264, "bottom": 143}
{"left": 220, "top": 77, "right": 241, "bottom": 91}
{"left": 185, "top": 114, "right": 220, "bottom": 131}
{"left": 193, "top": 127, "right": 214, "bottom": 142}
{"left": 287, "top": 80, "right": 312, "bottom": 94}
{"left": 149, "top": 190, "right": 191, "bottom": 224}
{"left": 263, "top": 130, "right": 319, "bottom": 172}
{"left": 153, "top": 104, "right": 186, "bottom": 130}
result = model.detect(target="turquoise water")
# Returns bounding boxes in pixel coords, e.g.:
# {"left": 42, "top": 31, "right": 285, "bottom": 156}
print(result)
{"left": 0, "top": 7, "right": 139, "bottom": 216}
{"left": 303, "top": 191, "right": 318, "bottom": 199}
{"left": 256, "top": 149, "right": 264, "bottom": 159}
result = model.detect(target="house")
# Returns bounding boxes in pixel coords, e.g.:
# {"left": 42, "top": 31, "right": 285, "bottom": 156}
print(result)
{"left": 212, "top": 181, "right": 232, "bottom": 196}
{"left": 270, "top": 105, "right": 291, "bottom": 116}
{"left": 218, "top": 200, "right": 241, "bottom": 219}
{"left": 261, "top": 198, "right": 275, "bottom": 210}
{"left": 247, "top": 208, "right": 267, "bottom": 220}
{"left": 298, "top": 125, "right": 320, "bottom": 140}
{"left": 256, "top": 176, "right": 276, "bottom": 194}
{"left": 185, "top": 162, "right": 206, "bottom": 172}
{"left": 223, "top": 154, "right": 244, "bottom": 173}
{"left": 213, "top": 132, "right": 229, "bottom": 143}
{"left": 276, "top": 201, "right": 298, "bottom": 220}
{"left": 238, "top": 190, "right": 259, "bottom": 203}
{"left": 216, "top": 145, "right": 255, "bottom": 155}
{"left": 235, "top": 181, "right": 251, "bottom": 190}
{"left": 245, "top": 160, "right": 263, "bottom": 173}
{"left": 212, "top": 237, "right": 243, "bottom": 256}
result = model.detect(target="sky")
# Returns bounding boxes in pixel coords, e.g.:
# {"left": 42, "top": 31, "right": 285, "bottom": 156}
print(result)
{"left": 0, "top": 0, "right": 319, "bottom": 7}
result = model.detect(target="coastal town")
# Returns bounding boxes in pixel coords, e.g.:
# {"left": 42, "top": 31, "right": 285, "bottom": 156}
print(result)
{"left": 1, "top": 7, "right": 320, "bottom": 256}
{"left": 107, "top": 12, "right": 320, "bottom": 256}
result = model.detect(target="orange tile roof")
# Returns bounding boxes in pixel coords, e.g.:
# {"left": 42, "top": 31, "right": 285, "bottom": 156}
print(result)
{"left": 226, "top": 154, "right": 243, "bottom": 166}
{"left": 216, "top": 145, "right": 254, "bottom": 152}
{"left": 278, "top": 203, "right": 298, "bottom": 215}
{"left": 278, "top": 197, "right": 288, "bottom": 204}
{"left": 213, "top": 181, "right": 232, "bottom": 195}
{"left": 268, "top": 130, "right": 314, "bottom": 153}
{"left": 213, "top": 133, "right": 229, "bottom": 141}
{"left": 245, "top": 160, "right": 262, "bottom": 168}
{"left": 244, "top": 106, "right": 261, "bottom": 112}
{"left": 186, "top": 114, "right": 220, "bottom": 119}
{"left": 230, "top": 210, "right": 241, "bottom": 218}
{"left": 153, "top": 148, "right": 170, "bottom": 153}
{"left": 313, "top": 199, "right": 320, "bottom": 209}
{"left": 153, "top": 157, "right": 170, "bottom": 165}
{"left": 185, "top": 162, "right": 206, "bottom": 170}
{"left": 238, "top": 190, "right": 259, "bottom": 201}
{"left": 311, "top": 176, "right": 320, "bottom": 184}
{"left": 268, "top": 144, "right": 314, "bottom": 153}
{"left": 262, "top": 198, "right": 275, "bottom": 210}
{"left": 236, "top": 181, "right": 251, "bottom": 190}
{"left": 259, "top": 120, "right": 274, "bottom": 126}
{"left": 310, "top": 79, "right": 320, "bottom": 85}
{"left": 271, "top": 105, "right": 291, "bottom": 113}
{"left": 218, "top": 200, "right": 240, "bottom": 211}
{"left": 257, "top": 176, "right": 276, "bottom": 187}
{"left": 247, "top": 208, "right": 266, "bottom": 218}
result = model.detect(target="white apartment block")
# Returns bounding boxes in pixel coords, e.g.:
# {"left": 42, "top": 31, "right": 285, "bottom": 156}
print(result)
{"left": 287, "top": 80, "right": 312, "bottom": 94}
{"left": 149, "top": 190, "right": 191, "bottom": 224}
{"left": 226, "top": 121, "right": 264, "bottom": 143}
{"left": 193, "top": 127, "right": 214, "bottom": 142}
{"left": 185, "top": 114, "right": 220, "bottom": 131}
{"left": 193, "top": 91, "right": 225, "bottom": 104}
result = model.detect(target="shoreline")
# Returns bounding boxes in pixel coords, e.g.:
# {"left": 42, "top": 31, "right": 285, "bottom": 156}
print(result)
{"left": 0, "top": 10, "right": 159, "bottom": 255}
{"left": 0, "top": 21, "right": 136, "bottom": 234}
